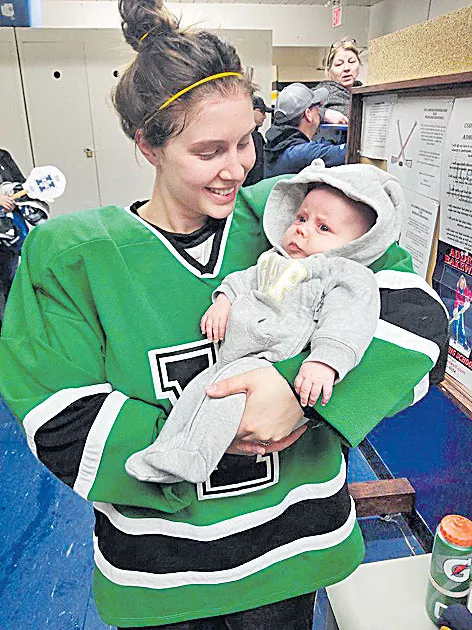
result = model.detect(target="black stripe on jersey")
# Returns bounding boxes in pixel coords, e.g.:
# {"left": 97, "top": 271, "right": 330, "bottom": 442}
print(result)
{"left": 167, "top": 223, "right": 226, "bottom": 275}
{"left": 379, "top": 287, "right": 449, "bottom": 384}
{"left": 94, "top": 483, "right": 351, "bottom": 574}
{"left": 129, "top": 201, "right": 226, "bottom": 275}
{"left": 35, "top": 393, "right": 109, "bottom": 487}
{"left": 198, "top": 453, "right": 277, "bottom": 498}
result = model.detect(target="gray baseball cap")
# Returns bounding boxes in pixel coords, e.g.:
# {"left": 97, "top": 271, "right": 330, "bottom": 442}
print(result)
{"left": 274, "top": 83, "right": 329, "bottom": 123}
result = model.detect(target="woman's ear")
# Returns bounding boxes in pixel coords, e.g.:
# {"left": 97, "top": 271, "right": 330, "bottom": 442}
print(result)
{"left": 136, "top": 129, "right": 160, "bottom": 167}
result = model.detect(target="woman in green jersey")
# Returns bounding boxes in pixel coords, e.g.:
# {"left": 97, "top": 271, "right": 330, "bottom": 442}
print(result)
{"left": 0, "top": 0, "right": 448, "bottom": 627}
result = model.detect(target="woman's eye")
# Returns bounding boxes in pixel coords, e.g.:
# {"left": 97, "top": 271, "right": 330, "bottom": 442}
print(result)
{"left": 199, "top": 152, "right": 218, "bottom": 161}
{"left": 238, "top": 141, "right": 250, "bottom": 150}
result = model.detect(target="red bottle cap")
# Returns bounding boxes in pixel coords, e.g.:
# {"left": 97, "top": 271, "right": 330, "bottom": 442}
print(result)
{"left": 439, "top": 515, "right": 472, "bottom": 547}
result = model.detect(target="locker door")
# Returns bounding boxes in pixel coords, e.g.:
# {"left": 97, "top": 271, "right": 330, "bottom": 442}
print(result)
{"left": 0, "top": 30, "right": 33, "bottom": 176}
{"left": 85, "top": 36, "right": 154, "bottom": 209}
{"left": 19, "top": 41, "right": 101, "bottom": 215}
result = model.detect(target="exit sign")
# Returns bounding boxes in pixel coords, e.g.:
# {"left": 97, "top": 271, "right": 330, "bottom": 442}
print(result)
{"left": 332, "top": 6, "right": 342, "bottom": 27}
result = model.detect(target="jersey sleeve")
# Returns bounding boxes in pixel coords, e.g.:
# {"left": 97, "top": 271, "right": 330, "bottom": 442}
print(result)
{"left": 0, "top": 227, "right": 192, "bottom": 513}
{"left": 274, "top": 247, "right": 449, "bottom": 448}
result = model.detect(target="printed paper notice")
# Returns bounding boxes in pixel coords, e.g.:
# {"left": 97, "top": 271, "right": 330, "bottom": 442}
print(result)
{"left": 433, "top": 240, "right": 472, "bottom": 389}
{"left": 399, "top": 188, "right": 439, "bottom": 278}
{"left": 386, "top": 97, "right": 453, "bottom": 201}
{"left": 439, "top": 97, "right": 472, "bottom": 250}
{"left": 360, "top": 95, "right": 396, "bottom": 159}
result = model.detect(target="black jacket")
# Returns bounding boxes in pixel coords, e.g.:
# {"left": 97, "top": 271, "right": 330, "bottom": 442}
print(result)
{"left": 0, "top": 150, "right": 25, "bottom": 185}
{"left": 263, "top": 124, "right": 346, "bottom": 177}
{"left": 243, "top": 129, "right": 265, "bottom": 187}
{"left": 316, "top": 80, "right": 363, "bottom": 120}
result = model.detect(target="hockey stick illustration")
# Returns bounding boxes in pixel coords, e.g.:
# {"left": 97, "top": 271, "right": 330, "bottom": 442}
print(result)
{"left": 391, "top": 120, "right": 417, "bottom": 167}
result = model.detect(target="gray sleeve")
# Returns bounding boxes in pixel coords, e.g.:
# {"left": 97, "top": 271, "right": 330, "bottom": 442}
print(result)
{"left": 212, "top": 264, "right": 259, "bottom": 303}
{"left": 305, "top": 259, "right": 380, "bottom": 381}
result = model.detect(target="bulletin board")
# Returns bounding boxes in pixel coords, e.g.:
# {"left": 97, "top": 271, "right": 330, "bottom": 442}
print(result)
{"left": 346, "top": 72, "right": 472, "bottom": 417}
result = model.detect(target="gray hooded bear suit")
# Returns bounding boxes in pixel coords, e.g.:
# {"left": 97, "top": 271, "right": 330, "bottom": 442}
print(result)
{"left": 126, "top": 162, "right": 405, "bottom": 484}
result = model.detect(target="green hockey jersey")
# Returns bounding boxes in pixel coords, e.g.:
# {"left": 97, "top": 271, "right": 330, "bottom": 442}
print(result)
{"left": 0, "top": 178, "right": 448, "bottom": 627}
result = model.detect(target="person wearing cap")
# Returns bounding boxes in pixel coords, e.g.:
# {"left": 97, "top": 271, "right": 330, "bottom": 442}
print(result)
{"left": 264, "top": 82, "right": 346, "bottom": 178}
{"left": 243, "top": 96, "right": 272, "bottom": 187}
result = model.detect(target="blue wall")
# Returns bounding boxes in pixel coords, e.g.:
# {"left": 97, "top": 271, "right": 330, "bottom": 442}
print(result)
{"left": 368, "top": 386, "right": 472, "bottom": 533}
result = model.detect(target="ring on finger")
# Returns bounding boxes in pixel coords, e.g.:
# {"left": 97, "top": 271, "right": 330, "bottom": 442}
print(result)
{"left": 258, "top": 440, "right": 271, "bottom": 447}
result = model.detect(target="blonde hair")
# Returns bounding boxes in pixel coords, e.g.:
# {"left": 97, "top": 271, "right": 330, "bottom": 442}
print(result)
{"left": 325, "top": 39, "right": 362, "bottom": 78}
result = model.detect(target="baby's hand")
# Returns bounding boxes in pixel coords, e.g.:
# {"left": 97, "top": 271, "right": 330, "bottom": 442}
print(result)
{"left": 294, "top": 361, "right": 336, "bottom": 407}
{"left": 200, "top": 293, "right": 232, "bottom": 342}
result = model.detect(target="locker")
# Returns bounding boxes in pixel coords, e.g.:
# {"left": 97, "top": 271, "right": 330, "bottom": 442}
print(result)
{"left": 19, "top": 39, "right": 101, "bottom": 215}
{"left": 84, "top": 35, "right": 154, "bottom": 209}
{"left": 0, "top": 28, "right": 33, "bottom": 177}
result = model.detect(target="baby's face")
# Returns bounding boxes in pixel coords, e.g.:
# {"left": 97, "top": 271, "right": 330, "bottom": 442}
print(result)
{"left": 282, "top": 187, "right": 372, "bottom": 258}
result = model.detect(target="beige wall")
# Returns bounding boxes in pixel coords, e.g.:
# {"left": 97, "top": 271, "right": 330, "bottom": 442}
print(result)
{"left": 40, "top": 1, "right": 370, "bottom": 48}
{"left": 369, "top": 0, "right": 472, "bottom": 39}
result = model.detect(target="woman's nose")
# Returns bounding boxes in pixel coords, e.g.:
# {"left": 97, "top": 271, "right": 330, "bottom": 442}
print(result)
{"left": 220, "top": 152, "right": 245, "bottom": 181}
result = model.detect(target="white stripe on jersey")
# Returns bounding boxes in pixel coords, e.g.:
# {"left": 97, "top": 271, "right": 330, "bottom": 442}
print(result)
{"left": 74, "top": 391, "right": 128, "bottom": 499}
{"left": 374, "top": 269, "right": 448, "bottom": 315}
{"left": 374, "top": 319, "right": 439, "bottom": 364}
{"left": 413, "top": 374, "right": 430, "bottom": 405}
{"left": 94, "top": 457, "right": 346, "bottom": 541}
{"left": 24, "top": 383, "right": 113, "bottom": 457}
{"left": 93, "top": 498, "right": 356, "bottom": 589}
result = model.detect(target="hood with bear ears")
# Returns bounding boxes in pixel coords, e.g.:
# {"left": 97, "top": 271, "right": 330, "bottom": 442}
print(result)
{"left": 263, "top": 161, "right": 406, "bottom": 267}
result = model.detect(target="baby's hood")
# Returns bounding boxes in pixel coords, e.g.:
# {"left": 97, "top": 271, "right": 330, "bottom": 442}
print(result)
{"left": 263, "top": 161, "right": 406, "bottom": 266}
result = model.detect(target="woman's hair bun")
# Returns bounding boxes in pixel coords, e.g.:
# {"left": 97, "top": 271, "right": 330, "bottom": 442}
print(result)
{"left": 119, "top": 0, "right": 178, "bottom": 52}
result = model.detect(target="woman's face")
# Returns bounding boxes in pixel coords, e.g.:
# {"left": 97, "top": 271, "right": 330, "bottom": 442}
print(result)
{"left": 154, "top": 93, "right": 256, "bottom": 230}
{"left": 329, "top": 48, "right": 360, "bottom": 89}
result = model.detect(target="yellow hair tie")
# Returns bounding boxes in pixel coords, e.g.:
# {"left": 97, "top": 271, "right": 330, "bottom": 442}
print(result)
{"left": 140, "top": 32, "right": 149, "bottom": 42}
{"left": 158, "top": 72, "right": 242, "bottom": 110}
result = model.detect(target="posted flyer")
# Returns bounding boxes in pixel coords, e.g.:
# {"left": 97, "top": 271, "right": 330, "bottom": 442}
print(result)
{"left": 432, "top": 241, "right": 472, "bottom": 390}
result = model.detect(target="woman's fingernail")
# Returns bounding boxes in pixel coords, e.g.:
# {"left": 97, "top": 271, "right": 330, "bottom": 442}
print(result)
{"left": 206, "top": 384, "right": 217, "bottom": 393}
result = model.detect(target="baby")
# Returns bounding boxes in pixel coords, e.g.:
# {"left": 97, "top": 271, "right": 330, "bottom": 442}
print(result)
{"left": 126, "top": 162, "right": 405, "bottom": 484}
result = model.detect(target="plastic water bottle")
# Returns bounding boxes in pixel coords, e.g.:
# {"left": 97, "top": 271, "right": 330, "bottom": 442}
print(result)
{"left": 425, "top": 514, "right": 472, "bottom": 625}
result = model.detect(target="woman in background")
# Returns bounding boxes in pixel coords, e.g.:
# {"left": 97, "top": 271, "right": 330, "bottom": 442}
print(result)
{"left": 316, "top": 38, "right": 363, "bottom": 125}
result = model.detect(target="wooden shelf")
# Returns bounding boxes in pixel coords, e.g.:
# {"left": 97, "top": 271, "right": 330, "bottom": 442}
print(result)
{"left": 439, "top": 373, "right": 472, "bottom": 418}
{"left": 348, "top": 478, "right": 415, "bottom": 518}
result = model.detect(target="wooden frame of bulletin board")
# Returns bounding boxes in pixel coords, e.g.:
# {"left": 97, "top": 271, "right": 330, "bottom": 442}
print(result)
{"left": 346, "top": 71, "right": 472, "bottom": 417}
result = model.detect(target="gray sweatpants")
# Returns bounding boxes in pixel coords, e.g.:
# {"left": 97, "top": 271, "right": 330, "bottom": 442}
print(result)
{"left": 125, "top": 356, "right": 272, "bottom": 483}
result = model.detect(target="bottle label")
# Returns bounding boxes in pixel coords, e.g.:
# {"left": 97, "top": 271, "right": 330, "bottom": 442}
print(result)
{"left": 429, "top": 573, "right": 471, "bottom": 598}
{"left": 443, "top": 557, "right": 471, "bottom": 583}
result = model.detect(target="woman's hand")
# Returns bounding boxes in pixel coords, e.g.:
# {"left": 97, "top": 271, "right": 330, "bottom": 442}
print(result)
{"left": 323, "top": 109, "right": 349, "bottom": 125}
{"left": 0, "top": 194, "right": 15, "bottom": 212}
{"left": 205, "top": 366, "right": 305, "bottom": 454}
{"left": 226, "top": 425, "right": 307, "bottom": 456}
